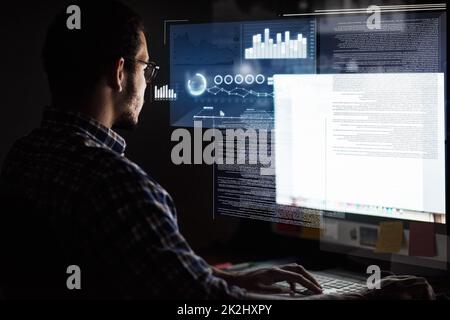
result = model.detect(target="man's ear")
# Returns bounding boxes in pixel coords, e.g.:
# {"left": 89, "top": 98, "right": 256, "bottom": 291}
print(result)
{"left": 111, "top": 58, "right": 125, "bottom": 92}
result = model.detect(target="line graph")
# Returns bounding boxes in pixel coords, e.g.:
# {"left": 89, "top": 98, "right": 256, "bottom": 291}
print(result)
{"left": 206, "top": 86, "right": 274, "bottom": 98}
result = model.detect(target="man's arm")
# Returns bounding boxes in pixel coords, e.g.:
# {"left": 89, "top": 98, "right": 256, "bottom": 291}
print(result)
{"left": 83, "top": 153, "right": 245, "bottom": 299}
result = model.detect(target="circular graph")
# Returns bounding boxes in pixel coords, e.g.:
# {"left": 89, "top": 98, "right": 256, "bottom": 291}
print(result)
{"left": 234, "top": 74, "right": 244, "bottom": 84}
{"left": 245, "top": 74, "right": 255, "bottom": 85}
{"left": 214, "top": 75, "right": 223, "bottom": 85}
{"left": 187, "top": 73, "right": 207, "bottom": 96}
{"left": 224, "top": 75, "right": 233, "bottom": 85}
{"left": 255, "top": 74, "right": 265, "bottom": 84}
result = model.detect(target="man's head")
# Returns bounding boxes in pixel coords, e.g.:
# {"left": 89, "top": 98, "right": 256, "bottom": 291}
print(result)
{"left": 42, "top": 0, "right": 153, "bottom": 129}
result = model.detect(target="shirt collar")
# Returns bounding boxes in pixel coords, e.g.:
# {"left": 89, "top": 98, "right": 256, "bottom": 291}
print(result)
{"left": 41, "top": 107, "right": 127, "bottom": 155}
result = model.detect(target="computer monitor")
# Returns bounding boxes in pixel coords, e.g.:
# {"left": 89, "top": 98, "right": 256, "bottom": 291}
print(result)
{"left": 272, "top": 9, "right": 448, "bottom": 272}
{"left": 274, "top": 71, "right": 447, "bottom": 272}
{"left": 168, "top": 7, "right": 448, "bottom": 272}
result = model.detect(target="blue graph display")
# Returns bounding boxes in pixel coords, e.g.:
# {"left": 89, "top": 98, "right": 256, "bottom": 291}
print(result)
{"left": 169, "top": 19, "right": 316, "bottom": 128}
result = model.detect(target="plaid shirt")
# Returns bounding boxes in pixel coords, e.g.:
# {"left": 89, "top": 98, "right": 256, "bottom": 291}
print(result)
{"left": 0, "top": 107, "right": 245, "bottom": 299}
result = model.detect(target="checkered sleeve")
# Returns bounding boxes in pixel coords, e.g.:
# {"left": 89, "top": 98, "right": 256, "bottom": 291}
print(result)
{"left": 84, "top": 151, "right": 245, "bottom": 299}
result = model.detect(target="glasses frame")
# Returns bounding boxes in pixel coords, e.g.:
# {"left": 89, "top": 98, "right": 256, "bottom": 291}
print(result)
{"left": 126, "top": 58, "right": 159, "bottom": 84}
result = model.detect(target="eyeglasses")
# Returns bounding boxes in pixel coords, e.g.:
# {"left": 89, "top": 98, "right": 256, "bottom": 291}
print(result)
{"left": 126, "top": 58, "right": 159, "bottom": 84}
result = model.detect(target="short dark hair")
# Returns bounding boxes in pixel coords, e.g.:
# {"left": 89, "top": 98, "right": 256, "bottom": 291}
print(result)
{"left": 42, "top": 0, "right": 144, "bottom": 100}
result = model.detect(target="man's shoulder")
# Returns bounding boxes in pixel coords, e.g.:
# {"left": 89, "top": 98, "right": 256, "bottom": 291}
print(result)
{"left": 82, "top": 144, "right": 163, "bottom": 190}
{"left": 88, "top": 147, "right": 146, "bottom": 178}
{"left": 2, "top": 128, "right": 144, "bottom": 183}
{"left": 85, "top": 148, "right": 174, "bottom": 211}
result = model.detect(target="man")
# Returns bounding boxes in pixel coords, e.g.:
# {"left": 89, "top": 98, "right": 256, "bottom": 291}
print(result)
{"left": 0, "top": 1, "right": 435, "bottom": 299}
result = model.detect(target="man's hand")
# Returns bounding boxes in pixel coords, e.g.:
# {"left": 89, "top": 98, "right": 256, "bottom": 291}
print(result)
{"left": 306, "top": 275, "right": 436, "bottom": 300}
{"left": 213, "top": 263, "right": 322, "bottom": 295}
{"left": 214, "top": 264, "right": 435, "bottom": 300}
{"left": 360, "top": 275, "right": 436, "bottom": 300}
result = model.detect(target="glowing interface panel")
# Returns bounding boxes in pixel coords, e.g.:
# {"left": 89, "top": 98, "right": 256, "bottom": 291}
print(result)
{"left": 169, "top": 19, "right": 316, "bottom": 128}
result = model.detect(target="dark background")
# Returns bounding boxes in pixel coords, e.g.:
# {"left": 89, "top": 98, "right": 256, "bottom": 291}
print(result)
{"left": 0, "top": 0, "right": 442, "bottom": 266}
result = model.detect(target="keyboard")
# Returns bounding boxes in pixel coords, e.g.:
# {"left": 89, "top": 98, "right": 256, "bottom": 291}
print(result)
{"left": 277, "top": 271, "right": 367, "bottom": 295}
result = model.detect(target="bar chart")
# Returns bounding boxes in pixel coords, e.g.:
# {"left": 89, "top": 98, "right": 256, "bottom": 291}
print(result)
{"left": 154, "top": 85, "right": 177, "bottom": 101}
{"left": 245, "top": 28, "right": 308, "bottom": 59}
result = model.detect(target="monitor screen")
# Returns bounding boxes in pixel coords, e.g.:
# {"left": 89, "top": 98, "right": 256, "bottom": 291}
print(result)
{"left": 274, "top": 72, "right": 446, "bottom": 224}
{"left": 169, "top": 10, "right": 447, "bottom": 229}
